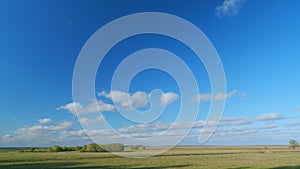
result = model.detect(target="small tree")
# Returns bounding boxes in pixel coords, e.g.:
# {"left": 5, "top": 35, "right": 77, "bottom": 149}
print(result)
{"left": 50, "top": 145, "right": 63, "bottom": 152}
{"left": 289, "top": 139, "right": 299, "bottom": 149}
{"left": 131, "top": 146, "right": 139, "bottom": 151}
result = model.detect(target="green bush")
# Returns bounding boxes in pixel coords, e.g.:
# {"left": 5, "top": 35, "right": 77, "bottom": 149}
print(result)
{"left": 131, "top": 145, "right": 146, "bottom": 151}
{"left": 102, "top": 143, "right": 125, "bottom": 152}
{"left": 49, "top": 145, "right": 63, "bottom": 152}
{"left": 131, "top": 146, "right": 139, "bottom": 151}
{"left": 81, "top": 143, "right": 106, "bottom": 152}
{"left": 46, "top": 143, "right": 125, "bottom": 153}
{"left": 289, "top": 139, "right": 299, "bottom": 149}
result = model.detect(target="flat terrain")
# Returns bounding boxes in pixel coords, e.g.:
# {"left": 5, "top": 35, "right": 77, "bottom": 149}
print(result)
{"left": 1, "top": 146, "right": 300, "bottom": 169}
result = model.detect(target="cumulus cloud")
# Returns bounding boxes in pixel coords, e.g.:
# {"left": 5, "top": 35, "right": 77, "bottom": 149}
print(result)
{"left": 16, "top": 121, "right": 73, "bottom": 134}
{"left": 255, "top": 113, "right": 285, "bottom": 121}
{"left": 214, "top": 90, "right": 238, "bottom": 100}
{"left": 0, "top": 113, "right": 295, "bottom": 147}
{"left": 160, "top": 92, "right": 179, "bottom": 105}
{"left": 219, "top": 116, "right": 253, "bottom": 126}
{"left": 0, "top": 121, "right": 74, "bottom": 147}
{"left": 117, "top": 116, "right": 252, "bottom": 134}
{"left": 79, "top": 115, "right": 105, "bottom": 126}
{"left": 199, "top": 124, "right": 277, "bottom": 135}
{"left": 194, "top": 90, "right": 238, "bottom": 102}
{"left": 85, "top": 101, "right": 115, "bottom": 113}
{"left": 38, "top": 118, "right": 52, "bottom": 124}
{"left": 99, "top": 90, "right": 149, "bottom": 109}
{"left": 216, "top": 0, "right": 246, "bottom": 17}
{"left": 57, "top": 101, "right": 114, "bottom": 115}
{"left": 56, "top": 102, "right": 85, "bottom": 114}
{"left": 99, "top": 90, "right": 180, "bottom": 109}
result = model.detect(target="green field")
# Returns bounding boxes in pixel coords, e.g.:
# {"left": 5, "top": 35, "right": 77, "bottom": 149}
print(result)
{"left": 1, "top": 146, "right": 300, "bottom": 169}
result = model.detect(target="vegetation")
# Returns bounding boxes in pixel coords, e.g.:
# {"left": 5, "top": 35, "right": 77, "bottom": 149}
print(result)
{"left": 101, "top": 143, "right": 125, "bottom": 152}
{"left": 48, "top": 145, "right": 82, "bottom": 152}
{"left": 47, "top": 143, "right": 125, "bottom": 153}
{"left": 1, "top": 146, "right": 300, "bottom": 169}
{"left": 131, "top": 145, "right": 146, "bottom": 151}
{"left": 289, "top": 139, "right": 299, "bottom": 149}
{"left": 80, "top": 143, "right": 105, "bottom": 152}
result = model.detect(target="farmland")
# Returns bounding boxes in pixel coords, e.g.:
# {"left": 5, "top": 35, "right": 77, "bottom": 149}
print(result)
{"left": 1, "top": 146, "right": 300, "bottom": 169}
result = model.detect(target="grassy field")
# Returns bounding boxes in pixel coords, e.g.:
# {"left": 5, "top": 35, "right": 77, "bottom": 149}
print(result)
{"left": 1, "top": 146, "right": 300, "bottom": 169}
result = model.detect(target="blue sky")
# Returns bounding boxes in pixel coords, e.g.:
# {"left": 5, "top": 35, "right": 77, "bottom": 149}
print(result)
{"left": 0, "top": 0, "right": 300, "bottom": 147}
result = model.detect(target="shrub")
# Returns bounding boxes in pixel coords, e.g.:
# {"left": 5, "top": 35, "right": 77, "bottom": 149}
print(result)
{"left": 131, "top": 146, "right": 139, "bottom": 151}
{"left": 49, "top": 145, "right": 63, "bottom": 152}
{"left": 289, "top": 139, "right": 299, "bottom": 149}
{"left": 81, "top": 143, "right": 106, "bottom": 152}
{"left": 74, "top": 146, "right": 82, "bottom": 151}
{"left": 102, "top": 143, "right": 125, "bottom": 152}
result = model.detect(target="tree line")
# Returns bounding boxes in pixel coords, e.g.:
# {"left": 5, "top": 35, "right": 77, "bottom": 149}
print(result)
{"left": 48, "top": 143, "right": 125, "bottom": 152}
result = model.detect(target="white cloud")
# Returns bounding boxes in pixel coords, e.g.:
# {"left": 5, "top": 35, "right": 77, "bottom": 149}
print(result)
{"left": 216, "top": 0, "right": 246, "bottom": 17}
{"left": 285, "top": 121, "right": 300, "bottom": 127}
{"left": 131, "top": 91, "right": 150, "bottom": 108}
{"left": 56, "top": 102, "right": 85, "bottom": 115}
{"left": 194, "top": 90, "right": 238, "bottom": 102}
{"left": 16, "top": 121, "right": 73, "bottom": 134}
{"left": 98, "top": 90, "right": 181, "bottom": 109}
{"left": 38, "top": 118, "right": 52, "bottom": 124}
{"left": 256, "top": 113, "right": 285, "bottom": 121}
{"left": 117, "top": 116, "right": 251, "bottom": 134}
{"left": 1, "top": 113, "right": 297, "bottom": 147}
{"left": 160, "top": 92, "right": 179, "bottom": 105}
{"left": 195, "top": 93, "right": 212, "bottom": 102}
{"left": 2, "top": 134, "right": 15, "bottom": 142}
{"left": 214, "top": 90, "right": 237, "bottom": 100}
{"left": 219, "top": 116, "right": 253, "bottom": 126}
{"left": 79, "top": 115, "right": 105, "bottom": 126}
{"left": 99, "top": 90, "right": 149, "bottom": 109}
{"left": 85, "top": 101, "right": 115, "bottom": 113}
{"left": 57, "top": 101, "right": 114, "bottom": 115}
{"left": 0, "top": 120, "right": 74, "bottom": 147}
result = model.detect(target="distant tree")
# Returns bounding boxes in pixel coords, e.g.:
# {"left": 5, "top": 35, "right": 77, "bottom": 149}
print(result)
{"left": 102, "top": 143, "right": 124, "bottom": 152}
{"left": 82, "top": 143, "right": 106, "bottom": 152}
{"left": 80, "top": 145, "right": 87, "bottom": 152}
{"left": 131, "top": 146, "right": 139, "bottom": 151}
{"left": 74, "top": 146, "right": 82, "bottom": 151}
{"left": 289, "top": 139, "right": 299, "bottom": 149}
{"left": 49, "top": 145, "right": 63, "bottom": 152}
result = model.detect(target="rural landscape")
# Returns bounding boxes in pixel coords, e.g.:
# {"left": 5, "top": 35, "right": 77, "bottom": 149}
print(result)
{"left": 1, "top": 0, "right": 300, "bottom": 168}
{"left": 1, "top": 145, "right": 300, "bottom": 169}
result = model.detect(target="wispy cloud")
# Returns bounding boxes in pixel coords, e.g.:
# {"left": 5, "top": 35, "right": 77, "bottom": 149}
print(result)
{"left": 79, "top": 115, "right": 105, "bottom": 126}
{"left": 216, "top": 0, "right": 246, "bottom": 17}
{"left": 56, "top": 101, "right": 114, "bottom": 115}
{"left": 0, "top": 114, "right": 296, "bottom": 147}
{"left": 160, "top": 92, "right": 179, "bottom": 105}
{"left": 285, "top": 121, "right": 300, "bottom": 127}
{"left": 117, "top": 116, "right": 252, "bottom": 134}
{"left": 0, "top": 121, "right": 74, "bottom": 147}
{"left": 38, "top": 118, "right": 52, "bottom": 124}
{"left": 255, "top": 113, "right": 285, "bottom": 121}
{"left": 194, "top": 90, "right": 238, "bottom": 102}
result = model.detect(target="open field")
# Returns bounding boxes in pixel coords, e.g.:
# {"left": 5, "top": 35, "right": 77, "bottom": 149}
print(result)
{"left": 1, "top": 146, "right": 300, "bottom": 169}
